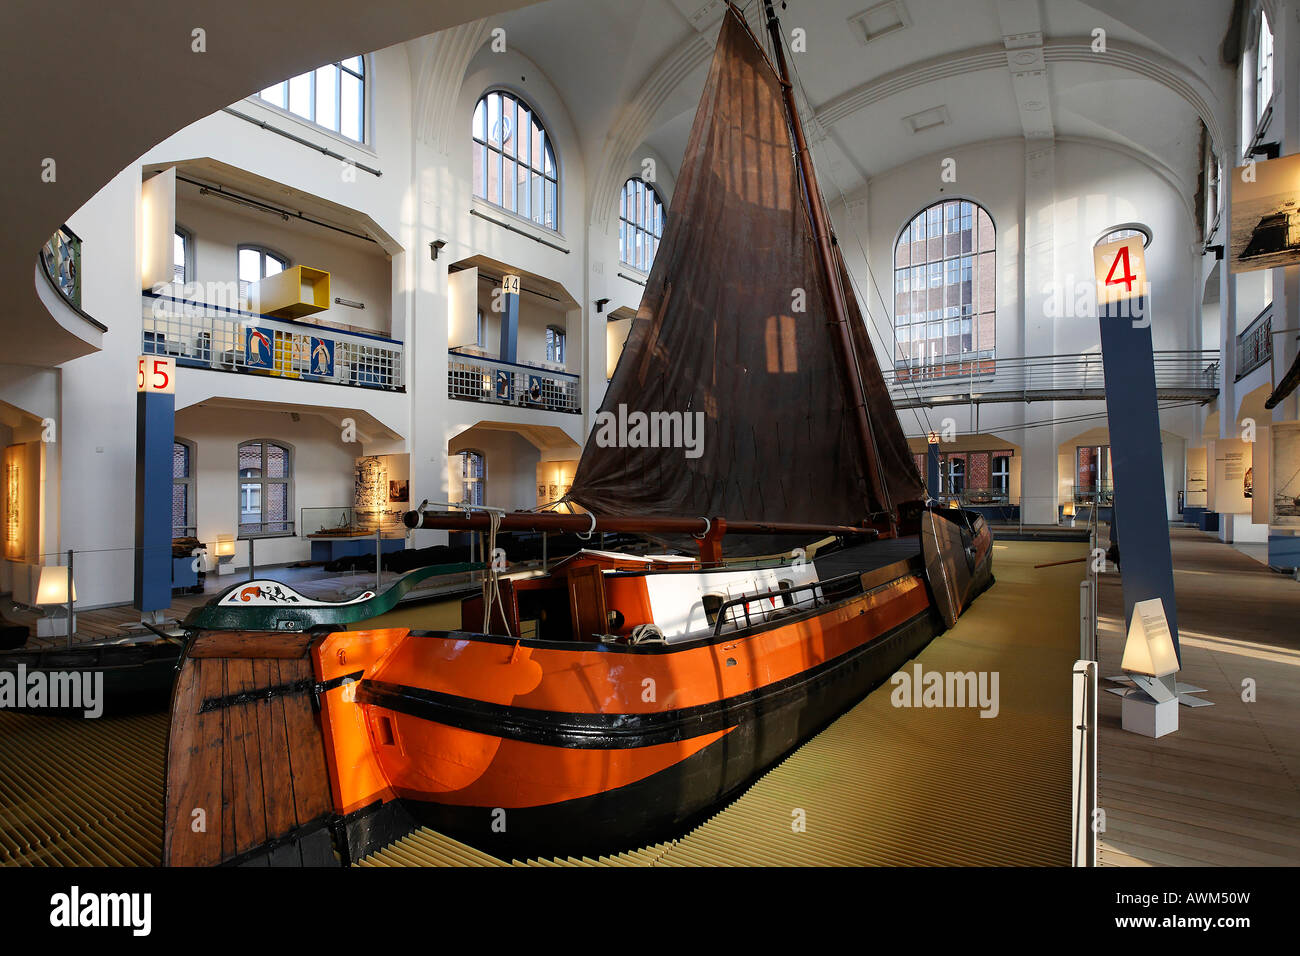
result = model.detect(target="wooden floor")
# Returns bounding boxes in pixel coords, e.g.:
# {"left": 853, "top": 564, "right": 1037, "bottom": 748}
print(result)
{"left": 1096, "top": 527, "right": 1300, "bottom": 867}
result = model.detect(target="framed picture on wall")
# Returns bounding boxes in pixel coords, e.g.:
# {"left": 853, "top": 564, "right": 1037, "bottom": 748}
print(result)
{"left": 388, "top": 480, "right": 409, "bottom": 503}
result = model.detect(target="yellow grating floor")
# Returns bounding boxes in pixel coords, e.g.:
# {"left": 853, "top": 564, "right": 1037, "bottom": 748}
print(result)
{"left": 0, "top": 540, "right": 1082, "bottom": 868}
{"left": 0, "top": 710, "right": 167, "bottom": 866}
{"left": 360, "top": 539, "right": 1084, "bottom": 867}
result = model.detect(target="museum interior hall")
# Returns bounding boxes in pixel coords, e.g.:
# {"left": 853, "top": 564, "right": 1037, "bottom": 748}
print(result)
{"left": 0, "top": 0, "right": 1297, "bottom": 874}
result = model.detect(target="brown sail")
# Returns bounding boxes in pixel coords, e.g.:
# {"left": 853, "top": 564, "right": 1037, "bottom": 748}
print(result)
{"left": 567, "top": 4, "right": 921, "bottom": 550}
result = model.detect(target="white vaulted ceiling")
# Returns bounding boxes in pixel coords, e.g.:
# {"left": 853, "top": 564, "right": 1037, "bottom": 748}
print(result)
{"left": 1, "top": 0, "right": 1237, "bottom": 365}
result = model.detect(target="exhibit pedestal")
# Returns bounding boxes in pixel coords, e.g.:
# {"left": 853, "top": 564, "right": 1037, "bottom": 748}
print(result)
{"left": 1268, "top": 534, "right": 1300, "bottom": 571}
{"left": 1122, "top": 690, "right": 1178, "bottom": 738}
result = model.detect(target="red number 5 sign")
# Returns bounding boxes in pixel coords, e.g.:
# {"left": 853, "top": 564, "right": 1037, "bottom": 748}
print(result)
{"left": 137, "top": 355, "right": 176, "bottom": 394}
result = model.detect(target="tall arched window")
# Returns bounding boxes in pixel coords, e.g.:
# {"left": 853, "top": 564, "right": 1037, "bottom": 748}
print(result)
{"left": 173, "top": 439, "right": 196, "bottom": 537}
{"left": 893, "top": 199, "right": 995, "bottom": 378}
{"left": 457, "top": 450, "right": 486, "bottom": 506}
{"left": 238, "top": 440, "right": 293, "bottom": 537}
{"left": 620, "top": 178, "right": 665, "bottom": 270}
{"left": 472, "top": 90, "right": 558, "bottom": 230}
{"left": 258, "top": 57, "right": 366, "bottom": 142}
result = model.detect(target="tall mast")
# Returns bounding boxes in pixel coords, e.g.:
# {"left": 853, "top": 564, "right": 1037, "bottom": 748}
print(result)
{"left": 759, "top": 0, "right": 895, "bottom": 535}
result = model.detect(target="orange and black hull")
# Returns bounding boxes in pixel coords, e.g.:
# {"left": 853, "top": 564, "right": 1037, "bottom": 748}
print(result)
{"left": 162, "top": 510, "right": 993, "bottom": 865}
{"left": 344, "top": 605, "right": 940, "bottom": 860}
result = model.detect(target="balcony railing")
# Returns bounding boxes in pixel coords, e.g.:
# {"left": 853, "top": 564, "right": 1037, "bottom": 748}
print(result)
{"left": 141, "top": 292, "right": 403, "bottom": 391}
{"left": 885, "top": 351, "right": 1220, "bottom": 408}
{"left": 448, "top": 349, "right": 581, "bottom": 414}
{"left": 1236, "top": 306, "right": 1273, "bottom": 380}
{"left": 42, "top": 226, "right": 82, "bottom": 309}
{"left": 1072, "top": 483, "right": 1114, "bottom": 506}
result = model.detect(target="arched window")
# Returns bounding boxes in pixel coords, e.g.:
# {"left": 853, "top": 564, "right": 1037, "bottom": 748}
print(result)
{"left": 257, "top": 57, "right": 366, "bottom": 142}
{"left": 238, "top": 440, "right": 293, "bottom": 537}
{"left": 546, "top": 325, "right": 566, "bottom": 365}
{"left": 173, "top": 439, "right": 196, "bottom": 538}
{"left": 620, "top": 178, "right": 665, "bottom": 270}
{"left": 457, "top": 450, "right": 486, "bottom": 507}
{"left": 893, "top": 200, "right": 995, "bottom": 378}
{"left": 238, "top": 245, "right": 289, "bottom": 301}
{"left": 1097, "top": 224, "right": 1151, "bottom": 248}
{"left": 472, "top": 90, "right": 558, "bottom": 230}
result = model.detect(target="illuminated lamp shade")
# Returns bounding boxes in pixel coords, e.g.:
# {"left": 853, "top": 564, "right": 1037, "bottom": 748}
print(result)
{"left": 215, "top": 534, "right": 236, "bottom": 557}
{"left": 947, "top": 498, "right": 960, "bottom": 509}
{"left": 1121, "top": 597, "right": 1179, "bottom": 678}
{"left": 1062, "top": 501, "right": 1076, "bottom": 517}
{"left": 35, "top": 566, "right": 76, "bottom": 605}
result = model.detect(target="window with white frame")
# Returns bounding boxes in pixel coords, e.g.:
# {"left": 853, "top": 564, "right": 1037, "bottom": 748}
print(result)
{"left": 620, "top": 178, "right": 665, "bottom": 271}
{"left": 238, "top": 246, "right": 288, "bottom": 302}
{"left": 174, "top": 227, "right": 192, "bottom": 285}
{"left": 472, "top": 90, "right": 559, "bottom": 230}
{"left": 893, "top": 199, "right": 995, "bottom": 376}
{"left": 237, "top": 440, "right": 293, "bottom": 536}
{"left": 1257, "top": 10, "right": 1274, "bottom": 123}
{"left": 992, "top": 454, "right": 1010, "bottom": 495}
{"left": 173, "top": 439, "right": 196, "bottom": 537}
{"left": 257, "top": 57, "right": 365, "bottom": 142}
{"left": 546, "top": 325, "right": 566, "bottom": 365}
{"left": 458, "top": 450, "right": 486, "bottom": 507}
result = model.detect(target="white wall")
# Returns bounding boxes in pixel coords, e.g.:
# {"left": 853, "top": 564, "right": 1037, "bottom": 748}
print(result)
{"left": 176, "top": 405, "right": 358, "bottom": 570}
{"left": 176, "top": 187, "right": 395, "bottom": 337}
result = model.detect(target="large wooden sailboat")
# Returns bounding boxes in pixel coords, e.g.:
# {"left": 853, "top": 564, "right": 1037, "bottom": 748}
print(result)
{"left": 162, "top": 1, "right": 993, "bottom": 866}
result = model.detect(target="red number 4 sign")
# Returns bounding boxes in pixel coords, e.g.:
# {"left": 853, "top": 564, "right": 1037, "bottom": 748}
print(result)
{"left": 1093, "top": 237, "right": 1147, "bottom": 306}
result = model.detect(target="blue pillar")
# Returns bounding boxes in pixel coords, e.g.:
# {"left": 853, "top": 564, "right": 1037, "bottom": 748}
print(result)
{"left": 926, "top": 442, "right": 941, "bottom": 501}
{"left": 498, "top": 274, "right": 520, "bottom": 365}
{"left": 134, "top": 374, "right": 175, "bottom": 613}
{"left": 1098, "top": 296, "right": 1180, "bottom": 661}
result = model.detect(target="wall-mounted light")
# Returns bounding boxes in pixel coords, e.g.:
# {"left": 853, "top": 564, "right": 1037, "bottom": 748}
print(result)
{"left": 1247, "top": 142, "right": 1280, "bottom": 160}
{"left": 430, "top": 239, "right": 447, "bottom": 261}
{"left": 595, "top": 298, "right": 610, "bottom": 314}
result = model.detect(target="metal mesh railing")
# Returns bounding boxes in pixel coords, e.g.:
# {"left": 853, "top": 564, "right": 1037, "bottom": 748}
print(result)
{"left": 884, "top": 351, "right": 1220, "bottom": 407}
{"left": 141, "top": 293, "right": 403, "bottom": 391}
{"left": 1236, "top": 307, "right": 1273, "bottom": 380}
{"left": 447, "top": 350, "right": 581, "bottom": 413}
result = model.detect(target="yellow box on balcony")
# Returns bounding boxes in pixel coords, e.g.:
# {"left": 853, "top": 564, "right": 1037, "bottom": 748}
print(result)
{"left": 247, "top": 265, "right": 331, "bottom": 320}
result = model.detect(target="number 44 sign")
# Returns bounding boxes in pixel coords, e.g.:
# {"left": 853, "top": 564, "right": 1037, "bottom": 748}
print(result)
{"left": 1093, "top": 235, "right": 1148, "bottom": 306}
{"left": 137, "top": 355, "right": 176, "bottom": 394}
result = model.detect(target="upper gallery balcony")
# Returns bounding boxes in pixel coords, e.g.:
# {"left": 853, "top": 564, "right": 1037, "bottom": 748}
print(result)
{"left": 445, "top": 257, "right": 582, "bottom": 415}
{"left": 142, "top": 291, "right": 403, "bottom": 391}
{"left": 22, "top": 224, "right": 106, "bottom": 367}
